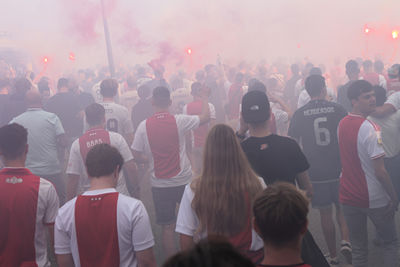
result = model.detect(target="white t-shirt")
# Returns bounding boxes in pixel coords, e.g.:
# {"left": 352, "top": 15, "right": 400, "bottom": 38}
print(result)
{"left": 132, "top": 113, "right": 200, "bottom": 187}
{"left": 176, "top": 181, "right": 265, "bottom": 251}
{"left": 55, "top": 188, "right": 154, "bottom": 267}
{"left": 100, "top": 102, "right": 134, "bottom": 136}
{"left": 386, "top": 91, "right": 400, "bottom": 110}
{"left": 67, "top": 131, "right": 133, "bottom": 195}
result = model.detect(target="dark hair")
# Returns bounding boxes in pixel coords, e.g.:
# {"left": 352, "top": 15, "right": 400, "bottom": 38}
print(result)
{"left": 0, "top": 123, "right": 28, "bottom": 160}
{"left": 85, "top": 144, "right": 124, "bottom": 178}
{"left": 248, "top": 80, "right": 267, "bottom": 93}
{"left": 191, "top": 82, "right": 203, "bottom": 96}
{"left": 85, "top": 103, "right": 105, "bottom": 126}
{"left": 347, "top": 80, "right": 373, "bottom": 101}
{"left": 309, "top": 67, "right": 322, "bottom": 76}
{"left": 126, "top": 76, "right": 136, "bottom": 88}
{"left": 152, "top": 86, "right": 170, "bottom": 108}
{"left": 100, "top": 79, "right": 118, "bottom": 98}
{"left": 38, "top": 79, "right": 50, "bottom": 93}
{"left": 162, "top": 236, "right": 255, "bottom": 267}
{"left": 345, "top": 60, "right": 360, "bottom": 76}
{"left": 362, "top": 60, "right": 373, "bottom": 71}
{"left": 373, "top": 85, "right": 387, "bottom": 106}
{"left": 374, "top": 60, "right": 384, "bottom": 73}
{"left": 291, "top": 64, "right": 300, "bottom": 75}
{"left": 305, "top": 75, "right": 326, "bottom": 98}
{"left": 57, "top": 78, "right": 69, "bottom": 90}
{"left": 137, "top": 84, "right": 150, "bottom": 99}
{"left": 14, "top": 78, "right": 31, "bottom": 94}
{"left": 253, "top": 183, "right": 309, "bottom": 248}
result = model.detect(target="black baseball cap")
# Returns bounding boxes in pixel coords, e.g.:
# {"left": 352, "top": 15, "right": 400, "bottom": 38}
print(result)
{"left": 241, "top": 90, "right": 270, "bottom": 123}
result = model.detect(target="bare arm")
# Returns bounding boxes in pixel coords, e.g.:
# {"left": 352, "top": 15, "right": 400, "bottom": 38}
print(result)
{"left": 198, "top": 91, "right": 211, "bottom": 125}
{"left": 373, "top": 157, "right": 399, "bottom": 211}
{"left": 56, "top": 254, "right": 74, "bottom": 267}
{"left": 270, "top": 94, "right": 293, "bottom": 119}
{"left": 372, "top": 103, "right": 396, "bottom": 118}
{"left": 66, "top": 174, "right": 80, "bottom": 201}
{"left": 124, "top": 132, "right": 134, "bottom": 147}
{"left": 136, "top": 247, "right": 157, "bottom": 267}
{"left": 123, "top": 159, "right": 141, "bottom": 199}
{"left": 180, "top": 233, "right": 195, "bottom": 251}
{"left": 296, "top": 171, "right": 313, "bottom": 199}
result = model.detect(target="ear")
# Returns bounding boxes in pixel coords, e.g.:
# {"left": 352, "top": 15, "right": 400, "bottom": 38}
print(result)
{"left": 300, "top": 220, "right": 308, "bottom": 236}
{"left": 25, "top": 144, "right": 29, "bottom": 155}
{"left": 252, "top": 217, "right": 261, "bottom": 236}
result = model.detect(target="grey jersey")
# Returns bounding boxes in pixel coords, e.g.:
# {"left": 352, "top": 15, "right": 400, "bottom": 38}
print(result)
{"left": 100, "top": 102, "right": 134, "bottom": 135}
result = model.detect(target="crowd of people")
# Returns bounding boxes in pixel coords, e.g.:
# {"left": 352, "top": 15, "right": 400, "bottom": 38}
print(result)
{"left": 1, "top": 57, "right": 400, "bottom": 267}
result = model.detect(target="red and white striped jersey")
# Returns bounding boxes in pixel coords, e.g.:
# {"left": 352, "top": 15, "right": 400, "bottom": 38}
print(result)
{"left": 0, "top": 167, "right": 59, "bottom": 267}
{"left": 338, "top": 114, "right": 390, "bottom": 208}
{"left": 132, "top": 112, "right": 200, "bottom": 188}
{"left": 55, "top": 188, "right": 154, "bottom": 267}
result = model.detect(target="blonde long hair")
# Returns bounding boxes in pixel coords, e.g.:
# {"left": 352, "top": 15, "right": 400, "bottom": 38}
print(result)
{"left": 191, "top": 124, "right": 263, "bottom": 236}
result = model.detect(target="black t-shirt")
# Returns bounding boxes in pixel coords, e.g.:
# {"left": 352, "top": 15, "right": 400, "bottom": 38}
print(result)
{"left": 241, "top": 134, "right": 309, "bottom": 185}
{"left": 45, "top": 92, "right": 82, "bottom": 138}
{"left": 258, "top": 263, "right": 310, "bottom": 267}
{"left": 288, "top": 99, "right": 347, "bottom": 182}
{"left": 131, "top": 99, "right": 154, "bottom": 131}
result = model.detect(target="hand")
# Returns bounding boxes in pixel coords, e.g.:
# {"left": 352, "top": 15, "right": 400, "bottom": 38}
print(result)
{"left": 384, "top": 200, "right": 398, "bottom": 218}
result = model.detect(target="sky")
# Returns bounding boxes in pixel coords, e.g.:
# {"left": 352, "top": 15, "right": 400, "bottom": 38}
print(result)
{"left": 1, "top": 0, "right": 400, "bottom": 73}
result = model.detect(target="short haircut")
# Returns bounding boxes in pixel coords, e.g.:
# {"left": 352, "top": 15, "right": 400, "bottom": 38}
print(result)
{"left": 0, "top": 123, "right": 28, "bottom": 160}
{"left": 191, "top": 82, "right": 203, "bottom": 96}
{"left": 345, "top": 60, "right": 360, "bottom": 76}
{"left": 14, "top": 78, "right": 31, "bottom": 94}
{"left": 126, "top": 76, "right": 136, "bottom": 88}
{"left": 253, "top": 183, "right": 309, "bottom": 248}
{"left": 248, "top": 80, "right": 267, "bottom": 93}
{"left": 100, "top": 78, "right": 118, "bottom": 97}
{"left": 347, "top": 80, "right": 373, "bottom": 101}
{"left": 374, "top": 60, "right": 384, "bottom": 73}
{"left": 85, "top": 144, "right": 124, "bottom": 178}
{"left": 38, "top": 79, "right": 50, "bottom": 93}
{"left": 162, "top": 236, "right": 254, "bottom": 267}
{"left": 305, "top": 75, "right": 326, "bottom": 98}
{"left": 85, "top": 103, "right": 105, "bottom": 126}
{"left": 362, "top": 60, "right": 373, "bottom": 71}
{"left": 152, "top": 86, "right": 170, "bottom": 108}
{"left": 57, "top": 78, "right": 69, "bottom": 90}
{"left": 137, "top": 84, "right": 150, "bottom": 99}
{"left": 309, "top": 67, "right": 322, "bottom": 76}
{"left": 373, "top": 85, "right": 387, "bottom": 106}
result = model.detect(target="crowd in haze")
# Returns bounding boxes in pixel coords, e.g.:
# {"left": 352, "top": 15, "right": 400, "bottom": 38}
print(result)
{"left": 1, "top": 57, "right": 400, "bottom": 267}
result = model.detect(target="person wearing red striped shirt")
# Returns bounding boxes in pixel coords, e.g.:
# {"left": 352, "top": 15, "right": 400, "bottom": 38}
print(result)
{"left": 55, "top": 144, "right": 156, "bottom": 267}
{"left": 338, "top": 80, "right": 398, "bottom": 267}
{"left": 0, "top": 123, "right": 59, "bottom": 266}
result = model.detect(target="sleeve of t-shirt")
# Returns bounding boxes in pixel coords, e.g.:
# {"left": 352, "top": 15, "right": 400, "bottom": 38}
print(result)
{"left": 54, "top": 203, "right": 74, "bottom": 255}
{"left": 182, "top": 105, "right": 188, "bottom": 115}
{"left": 386, "top": 92, "right": 400, "bottom": 110}
{"left": 288, "top": 111, "right": 301, "bottom": 140}
{"left": 361, "top": 121, "right": 385, "bottom": 159}
{"left": 176, "top": 114, "right": 200, "bottom": 133}
{"left": 131, "top": 121, "right": 146, "bottom": 152}
{"left": 175, "top": 185, "right": 198, "bottom": 236}
{"left": 113, "top": 133, "right": 134, "bottom": 162}
{"left": 66, "top": 140, "right": 82, "bottom": 175}
{"left": 43, "top": 182, "right": 60, "bottom": 224}
{"left": 288, "top": 139, "right": 310, "bottom": 173}
{"left": 209, "top": 103, "right": 216, "bottom": 119}
{"left": 131, "top": 201, "right": 155, "bottom": 251}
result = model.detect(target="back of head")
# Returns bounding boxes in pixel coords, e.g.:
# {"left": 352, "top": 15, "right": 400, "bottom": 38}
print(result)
{"left": 247, "top": 80, "right": 267, "bottom": 94}
{"left": 37, "top": 78, "right": 50, "bottom": 93}
{"left": 191, "top": 82, "right": 203, "bottom": 97}
{"left": 25, "top": 90, "right": 42, "bottom": 107}
{"left": 347, "top": 80, "right": 373, "bottom": 101}
{"left": 241, "top": 90, "right": 270, "bottom": 124}
{"left": 0, "top": 123, "right": 27, "bottom": 160}
{"left": 373, "top": 85, "right": 387, "bottom": 106}
{"left": 137, "top": 84, "right": 150, "bottom": 99}
{"left": 388, "top": 64, "right": 400, "bottom": 79}
{"left": 100, "top": 78, "right": 118, "bottom": 98}
{"left": 345, "top": 60, "right": 360, "bottom": 77}
{"left": 57, "top": 78, "right": 69, "bottom": 91}
{"left": 291, "top": 64, "right": 300, "bottom": 75}
{"left": 152, "top": 86, "right": 171, "bottom": 108}
{"left": 305, "top": 75, "right": 326, "bottom": 98}
{"left": 374, "top": 60, "right": 384, "bottom": 73}
{"left": 362, "top": 60, "right": 373, "bottom": 72}
{"left": 309, "top": 67, "right": 322, "bottom": 76}
{"left": 163, "top": 237, "right": 255, "bottom": 267}
{"left": 85, "top": 103, "right": 105, "bottom": 126}
{"left": 126, "top": 76, "right": 136, "bottom": 89}
{"left": 193, "top": 124, "right": 262, "bottom": 235}
{"left": 14, "top": 77, "right": 31, "bottom": 94}
{"left": 253, "top": 183, "right": 309, "bottom": 248}
{"left": 85, "top": 143, "right": 124, "bottom": 178}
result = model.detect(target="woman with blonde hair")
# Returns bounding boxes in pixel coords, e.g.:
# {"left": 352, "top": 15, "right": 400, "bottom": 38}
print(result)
{"left": 175, "top": 124, "right": 265, "bottom": 263}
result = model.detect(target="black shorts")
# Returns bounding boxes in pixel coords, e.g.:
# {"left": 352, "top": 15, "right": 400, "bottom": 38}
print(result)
{"left": 152, "top": 185, "right": 186, "bottom": 225}
{"left": 311, "top": 180, "right": 339, "bottom": 209}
